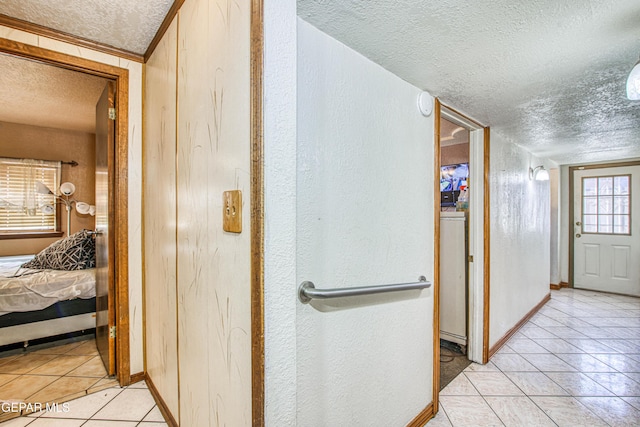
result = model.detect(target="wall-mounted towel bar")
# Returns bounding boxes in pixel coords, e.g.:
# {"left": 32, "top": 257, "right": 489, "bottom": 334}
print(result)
{"left": 298, "top": 276, "right": 430, "bottom": 303}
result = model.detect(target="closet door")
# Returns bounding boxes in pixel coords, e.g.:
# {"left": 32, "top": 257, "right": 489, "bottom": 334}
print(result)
{"left": 95, "top": 81, "right": 116, "bottom": 376}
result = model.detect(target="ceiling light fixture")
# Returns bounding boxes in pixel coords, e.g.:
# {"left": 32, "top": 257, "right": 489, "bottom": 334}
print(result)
{"left": 529, "top": 165, "right": 549, "bottom": 181}
{"left": 626, "top": 55, "right": 640, "bottom": 100}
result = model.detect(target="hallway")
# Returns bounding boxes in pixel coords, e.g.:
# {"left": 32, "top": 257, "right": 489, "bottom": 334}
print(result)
{"left": 428, "top": 288, "right": 640, "bottom": 426}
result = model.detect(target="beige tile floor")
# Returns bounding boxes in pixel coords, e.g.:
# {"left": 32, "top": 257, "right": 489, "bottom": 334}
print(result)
{"left": 428, "top": 288, "right": 640, "bottom": 427}
{"left": 0, "top": 380, "right": 166, "bottom": 426}
{"left": 0, "top": 338, "right": 119, "bottom": 424}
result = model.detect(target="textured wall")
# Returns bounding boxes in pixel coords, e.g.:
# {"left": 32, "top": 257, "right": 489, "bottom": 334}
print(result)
{"left": 263, "top": 0, "right": 298, "bottom": 425}
{"left": 0, "top": 121, "right": 96, "bottom": 255}
{"left": 176, "top": 0, "right": 252, "bottom": 425}
{"left": 143, "top": 17, "right": 179, "bottom": 420}
{"left": 489, "top": 133, "right": 550, "bottom": 346}
{"left": 296, "top": 19, "right": 434, "bottom": 425}
{"left": 0, "top": 25, "right": 144, "bottom": 374}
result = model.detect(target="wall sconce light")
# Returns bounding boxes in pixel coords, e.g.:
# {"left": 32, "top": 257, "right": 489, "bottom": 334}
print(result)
{"left": 627, "top": 55, "right": 640, "bottom": 100}
{"left": 529, "top": 165, "right": 550, "bottom": 181}
{"left": 36, "top": 181, "right": 95, "bottom": 235}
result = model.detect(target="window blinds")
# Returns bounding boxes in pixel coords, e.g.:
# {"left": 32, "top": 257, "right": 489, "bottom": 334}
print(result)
{"left": 0, "top": 157, "right": 60, "bottom": 232}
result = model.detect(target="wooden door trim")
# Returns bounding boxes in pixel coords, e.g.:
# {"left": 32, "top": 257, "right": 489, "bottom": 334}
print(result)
{"left": 482, "top": 127, "right": 491, "bottom": 364}
{"left": 0, "top": 37, "right": 131, "bottom": 386}
{"left": 432, "top": 98, "right": 442, "bottom": 416}
{"left": 568, "top": 160, "right": 640, "bottom": 287}
{"left": 251, "top": 0, "right": 265, "bottom": 424}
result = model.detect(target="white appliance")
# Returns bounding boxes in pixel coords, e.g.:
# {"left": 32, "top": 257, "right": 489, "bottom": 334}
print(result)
{"left": 439, "top": 212, "right": 468, "bottom": 348}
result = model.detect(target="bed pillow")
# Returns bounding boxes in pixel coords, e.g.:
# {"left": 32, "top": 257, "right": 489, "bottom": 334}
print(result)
{"left": 21, "top": 230, "right": 96, "bottom": 271}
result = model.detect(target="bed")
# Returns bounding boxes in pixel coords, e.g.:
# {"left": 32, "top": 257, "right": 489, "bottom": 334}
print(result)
{"left": 0, "top": 231, "right": 97, "bottom": 348}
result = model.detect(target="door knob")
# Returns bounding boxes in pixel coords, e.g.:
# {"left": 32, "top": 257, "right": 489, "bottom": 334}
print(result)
{"left": 575, "top": 233, "right": 581, "bottom": 238}
{"left": 575, "top": 221, "right": 582, "bottom": 226}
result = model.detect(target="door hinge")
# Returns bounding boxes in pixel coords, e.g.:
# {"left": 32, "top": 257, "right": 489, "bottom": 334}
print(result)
{"left": 109, "top": 326, "right": 116, "bottom": 338}
{"left": 468, "top": 255, "right": 474, "bottom": 263}
{"left": 108, "top": 108, "right": 116, "bottom": 120}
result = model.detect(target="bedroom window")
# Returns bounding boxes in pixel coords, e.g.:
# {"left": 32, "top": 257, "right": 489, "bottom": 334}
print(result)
{"left": 0, "top": 157, "right": 61, "bottom": 233}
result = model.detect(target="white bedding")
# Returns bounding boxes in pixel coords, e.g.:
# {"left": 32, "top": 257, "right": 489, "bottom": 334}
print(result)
{"left": 0, "top": 255, "right": 96, "bottom": 315}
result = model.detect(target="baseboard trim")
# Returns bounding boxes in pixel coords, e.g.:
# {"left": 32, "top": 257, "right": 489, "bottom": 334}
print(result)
{"left": 146, "top": 373, "right": 178, "bottom": 427}
{"left": 488, "top": 293, "right": 551, "bottom": 358}
{"left": 551, "top": 281, "right": 569, "bottom": 290}
{"left": 130, "top": 371, "right": 145, "bottom": 384}
{"left": 407, "top": 401, "right": 434, "bottom": 427}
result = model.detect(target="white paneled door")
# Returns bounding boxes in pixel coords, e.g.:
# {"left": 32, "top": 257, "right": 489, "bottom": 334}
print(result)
{"left": 573, "top": 165, "right": 640, "bottom": 296}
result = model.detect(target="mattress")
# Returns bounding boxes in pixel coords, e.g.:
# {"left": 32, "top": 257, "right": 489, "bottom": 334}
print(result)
{"left": 0, "top": 255, "right": 96, "bottom": 315}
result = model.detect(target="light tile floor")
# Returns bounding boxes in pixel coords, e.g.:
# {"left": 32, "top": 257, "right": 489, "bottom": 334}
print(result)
{"left": 428, "top": 288, "right": 640, "bottom": 426}
{"left": 0, "top": 338, "right": 119, "bottom": 423}
{"left": 0, "top": 381, "right": 166, "bottom": 426}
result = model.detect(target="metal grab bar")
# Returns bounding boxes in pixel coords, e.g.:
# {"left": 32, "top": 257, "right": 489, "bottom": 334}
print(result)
{"left": 298, "top": 276, "right": 430, "bottom": 303}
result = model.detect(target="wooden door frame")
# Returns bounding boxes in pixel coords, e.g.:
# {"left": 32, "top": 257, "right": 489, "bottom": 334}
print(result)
{"left": 250, "top": 0, "right": 265, "bottom": 424}
{"left": 568, "top": 160, "right": 640, "bottom": 287}
{"left": 432, "top": 101, "right": 490, "bottom": 415}
{"left": 0, "top": 38, "right": 131, "bottom": 386}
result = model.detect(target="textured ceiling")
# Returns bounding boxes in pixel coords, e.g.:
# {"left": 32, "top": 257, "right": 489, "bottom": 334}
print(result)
{"left": 0, "top": 53, "right": 107, "bottom": 133}
{"left": 0, "top": 0, "right": 173, "bottom": 55}
{"left": 298, "top": 0, "right": 640, "bottom": 165}
{"left": 1, "top": 1, "right": 638, "bottom": 163}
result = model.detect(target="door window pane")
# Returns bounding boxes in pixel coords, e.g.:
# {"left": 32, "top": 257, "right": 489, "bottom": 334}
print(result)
{"left": 614, "top": 196, "right": 629, "bottom": 214}
{"left": 598, "top": 215, "right": 613, "bottom": 233}
{"left": 599, "top": 177, "right": 613, "bottom": 195}
{"left": 614, "top": 176, "right": 629, "bottom": 195}
{"left": 584, "top": 197, "right": 598, "bottom": 214}
{"left": 598, "top": 197, "right": 613, "bottom": 214}
{"left": 583, "top": 178, "right": 598, "bottom": 196}
{"left": 583, "top": 214, "right": 598, "bottom": 233}
{"left": 613, "top": 215, "right": 629, "bottom": 234}
{"left": 582, "top": 174, "right": 631, "bottom": 235}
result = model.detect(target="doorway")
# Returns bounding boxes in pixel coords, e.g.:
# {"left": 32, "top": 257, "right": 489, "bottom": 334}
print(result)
{"left": 0, "top": 38, "right": 130, "bottom": 389}
{"left": 569, "top": 161, "right": 640, "bottom": 296}
{"left": 438, "top": 114, "right": 471, "bottom": 389}
{"left": 433, "top": 101, "right": 490, "bottom": 409}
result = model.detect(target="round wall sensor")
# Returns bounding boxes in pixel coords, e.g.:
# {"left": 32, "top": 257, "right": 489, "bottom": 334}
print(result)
{"left": 417, "top": 91, "right": 433, "bottom": 116}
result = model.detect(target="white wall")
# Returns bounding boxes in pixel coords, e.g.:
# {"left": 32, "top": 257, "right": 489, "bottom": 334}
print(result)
{"left": 489, "top": 133, "right": 550, "bottom": 346}
{"left": 0, "top": 25, "right": 144, "bottom": 375}
{"left": 263, "top": 0, "right": 298, "bottom": 425}
{"left": 295, "top": 19, "right": 434, "bottom": 426}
